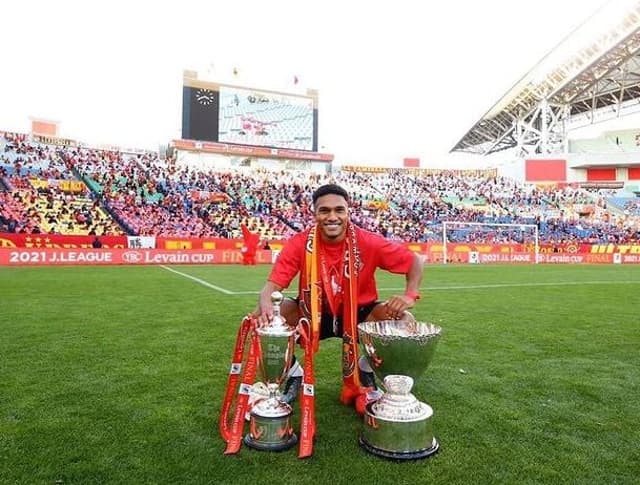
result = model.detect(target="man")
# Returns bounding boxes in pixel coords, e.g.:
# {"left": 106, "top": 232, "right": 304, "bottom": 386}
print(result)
{"left": 252, "top": 183, "right": 423, "bottom": 413}
{"left": 240, "top": 223, "right": 260, "bottom": 265}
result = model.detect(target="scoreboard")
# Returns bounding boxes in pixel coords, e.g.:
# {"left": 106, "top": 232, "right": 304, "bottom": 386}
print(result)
{"left": 181, "top": 75, "right": 318, "bottom": 152}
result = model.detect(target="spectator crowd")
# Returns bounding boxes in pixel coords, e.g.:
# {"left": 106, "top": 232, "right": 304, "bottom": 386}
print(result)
{"left": 1, "top": 131, "right": 639, "bottom": 245}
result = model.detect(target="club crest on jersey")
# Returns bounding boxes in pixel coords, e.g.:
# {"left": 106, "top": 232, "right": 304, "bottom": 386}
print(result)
{"left": 306, "top": 230, "right": 315, "bottom": 253}
{"left": 300, "top": 288, "right": 312, "bottom": 319}
{"left": 341, "top": 334, "right": 356, "bottom": 377}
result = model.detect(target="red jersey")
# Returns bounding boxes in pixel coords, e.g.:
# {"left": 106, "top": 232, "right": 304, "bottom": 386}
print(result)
{"left": 269, "top": 225, "right": 415, "bottom": 305}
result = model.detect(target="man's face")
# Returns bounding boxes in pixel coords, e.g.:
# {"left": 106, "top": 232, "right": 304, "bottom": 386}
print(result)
{"left": 314, "top": 193, "right": 349, "bottom": 242}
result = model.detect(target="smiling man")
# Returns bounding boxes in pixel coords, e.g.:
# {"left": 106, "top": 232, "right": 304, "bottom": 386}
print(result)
{"left": 252, "top": 183, "right": 424, "bottom": 414}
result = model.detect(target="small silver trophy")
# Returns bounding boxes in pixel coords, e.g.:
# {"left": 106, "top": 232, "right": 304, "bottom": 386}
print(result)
{"left": 244, "top": 291, "right": 298, "bottom": 451}
{"left": 358, "top": 320, "right": 442, "bottom": 460}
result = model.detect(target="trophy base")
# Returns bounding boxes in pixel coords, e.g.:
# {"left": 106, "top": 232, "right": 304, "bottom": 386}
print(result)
{"left": 359, "top": 436, "right": 439, "bottom": 461}
{"left": 244, "top": 432, "right": 298, "bottom": 452}
{"left": 244, "top": 402, "right": 298, "bottom": 452}
{"left": 360, "top": 400, "right": 439, "bottom": 460}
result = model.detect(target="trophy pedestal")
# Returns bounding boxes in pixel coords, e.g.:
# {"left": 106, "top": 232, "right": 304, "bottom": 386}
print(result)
{"left": 359, "top": 374, "right": 440, "bottom": 460}
{"left": 360, "top": 401, "right": 439, "bottom": 460}
{"left": 244, "top": 398, "right": 298, "bottom": 451}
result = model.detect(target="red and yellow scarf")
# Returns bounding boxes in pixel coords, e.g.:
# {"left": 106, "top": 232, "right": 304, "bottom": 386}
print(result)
{"left": 300, "top": 222, "right": 362, "bottom": 403}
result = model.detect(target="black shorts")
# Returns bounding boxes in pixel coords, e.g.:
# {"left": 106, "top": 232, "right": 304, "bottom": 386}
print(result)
{"left": 292, "top": 298, "right": 379, "bottom": 340}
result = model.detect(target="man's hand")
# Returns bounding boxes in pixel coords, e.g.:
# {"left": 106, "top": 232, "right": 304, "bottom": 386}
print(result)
{"left": 253, "top": 282, "right": 283, "bottom": 327}
{"left": 252, "top": 300, "right": 274, "bottom": 328}
{"left": 383, "top": 294, "right": 417, "bottom": 320}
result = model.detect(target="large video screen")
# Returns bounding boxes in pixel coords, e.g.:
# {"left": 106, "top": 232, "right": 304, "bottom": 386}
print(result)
{"left": 182, "top": 81, "right": 318, "bottom": 152}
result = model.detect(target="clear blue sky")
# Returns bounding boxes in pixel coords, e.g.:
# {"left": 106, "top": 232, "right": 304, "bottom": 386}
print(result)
{"left": 0, "top": 0, "right": 622, "bottom": 167}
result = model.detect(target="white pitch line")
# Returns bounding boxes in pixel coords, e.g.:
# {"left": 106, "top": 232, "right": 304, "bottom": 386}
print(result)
{"left": 160, "top": 265, "right": 234, "bottom": 294}
{"left": 227, "top": 279, "right": 640, "bottom": 295}
{"left": 160, "top": 266, "right": 640, "bottom": 295}
{"left": 422, "top": 280, "right": 640, "bottom": 291}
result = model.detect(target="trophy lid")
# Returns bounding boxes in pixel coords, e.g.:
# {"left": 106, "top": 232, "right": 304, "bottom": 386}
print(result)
{"left": 256, "top": 291, "right": 295, "bottom": 337}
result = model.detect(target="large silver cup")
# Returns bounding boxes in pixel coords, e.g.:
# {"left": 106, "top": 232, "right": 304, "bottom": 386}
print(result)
{"left": 358, "top": 320, "right": 442, "bottom": 460}
{"left": 244, "top": 292, "right": 298, "bottom": 451}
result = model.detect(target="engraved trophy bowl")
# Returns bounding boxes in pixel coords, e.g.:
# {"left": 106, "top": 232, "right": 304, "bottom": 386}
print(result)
{"left": 357, "top": 320, "right": 442, "bottom": 460}
{"left": 244, "top": 292, "right": 298, "bottom": 451}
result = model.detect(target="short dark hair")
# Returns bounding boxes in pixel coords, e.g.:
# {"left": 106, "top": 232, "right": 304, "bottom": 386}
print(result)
{"left": 312, "top": 184, "right": 350, "bottom": 207}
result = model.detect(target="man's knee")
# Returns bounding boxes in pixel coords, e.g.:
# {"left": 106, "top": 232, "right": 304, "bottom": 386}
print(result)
{"left": 280, "top": 297, "right": 301, "bottom": 327}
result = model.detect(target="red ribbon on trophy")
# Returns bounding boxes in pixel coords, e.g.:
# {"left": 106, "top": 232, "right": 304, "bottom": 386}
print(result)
{"left": 222, "top": 316, "right": 259, "bottom": 454}
{"left": 219, "top": 315, "right": 253, "bottom": 443}
{"left": 297, "top": 318, "right": 316, "bottom": 458}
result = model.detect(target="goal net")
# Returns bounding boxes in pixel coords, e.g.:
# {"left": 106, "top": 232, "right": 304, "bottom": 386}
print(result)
{"left": 441, "top": 221, "right": 539, "bottom": 264}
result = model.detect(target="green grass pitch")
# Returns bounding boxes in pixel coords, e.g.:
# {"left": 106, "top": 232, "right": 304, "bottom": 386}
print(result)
{"left": 1, "top": 264, "right": 638, "bottom": 484}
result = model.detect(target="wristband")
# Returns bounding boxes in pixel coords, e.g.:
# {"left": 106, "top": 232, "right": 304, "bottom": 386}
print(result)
{"left": 404, "top": 290, "right": 420, "bottom": 301}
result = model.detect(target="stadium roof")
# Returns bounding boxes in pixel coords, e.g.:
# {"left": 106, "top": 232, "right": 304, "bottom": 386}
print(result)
{"left": 451, "top": 1, "right": 640, "bottom": 156}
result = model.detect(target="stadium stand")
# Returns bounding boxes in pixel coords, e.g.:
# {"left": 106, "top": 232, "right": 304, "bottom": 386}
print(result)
{"left": 2, "top": 131, "right": 638, "bottom": 245}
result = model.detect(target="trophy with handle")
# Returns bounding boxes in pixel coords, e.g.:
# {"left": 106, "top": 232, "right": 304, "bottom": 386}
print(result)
{"left": 244, "top": 291, "right": 298, "bottom": 451}
{"left": 357, "top": 320, "right": 442, "bottom": 460}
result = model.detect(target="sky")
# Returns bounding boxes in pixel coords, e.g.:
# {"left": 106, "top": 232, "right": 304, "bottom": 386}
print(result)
{"left": 0, "top": 0, "right": 628, "bottom": 168}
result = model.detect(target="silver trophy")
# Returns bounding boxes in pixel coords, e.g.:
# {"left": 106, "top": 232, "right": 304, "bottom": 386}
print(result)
{"left": 244, "top": 292, "right": 298, "bottom": 451}
{"left": 357, "top": 320, "right": 442, "bottom": 460}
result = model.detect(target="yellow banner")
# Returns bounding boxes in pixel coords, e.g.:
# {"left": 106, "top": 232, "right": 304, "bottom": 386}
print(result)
{"left": 58, "top": 180, "right": 85, "bottom": 193}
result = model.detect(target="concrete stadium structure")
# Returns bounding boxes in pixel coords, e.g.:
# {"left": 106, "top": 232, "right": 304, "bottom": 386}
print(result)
{"left": 452, "top": 1, "right": 640, "bottom": 192}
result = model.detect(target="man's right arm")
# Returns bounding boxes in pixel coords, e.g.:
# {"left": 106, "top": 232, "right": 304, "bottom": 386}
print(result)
{"left": 252, "top": 230, "right": 305, "bottom": 325}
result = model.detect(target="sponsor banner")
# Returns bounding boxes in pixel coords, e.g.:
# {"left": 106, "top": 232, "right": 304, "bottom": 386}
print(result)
{"left": 2, "top": 233, "right": 640, "bottom": 259}
{"left": 537, "top": 253, "right": 587, "bottom": 264}
{"left": 2, "top": 247, "right": 639, "bottom": 266}
{"left": 621, "top": 254, "right": 640, "bottom": 264}
{"left": 172, "top": 139, "right": 333, "bottom": 162}
{"left": 586, "top": 244, "right": 640, "bottom": 254}
{"left": 477, "top": 252, "right": 535, "bottom": 264}
{"left": 126, "top": 236, "right": 156, "bottom": 249}
{"left": 429, "top": 243, "right": 528, "bottom": 254}
{"left": 422, "top": 251, "right": 469, "bottom": 264}
{"left": 538, "top": 243, "right": 640, "bottom": 254}
{"left": 424, "top": 242, "right": 640, "bottom": 256}
{"left": 341, "top": 166, "right": 498, "bottom": 177}
{"left": 536, "top": 253, "right": 637, "bottom": 264}
{"left": 0, "top": 233, "right": 127, "bottom": 248}
{"left": 0, "top": 248, "right": 273, "bottom": 266}
{"left": 539, "top": 243, "right": 581, "bottom": 254}
{"left": 1, "top": 248, "right": 118, "bottom": 265}
{"left": 0, "top": 233, "right": 256, "bottom": 251}
{"left": 424, "top": 251, "right": 635, "bottom": 264}
{"left": 583, "top": 253, "right": 614, "bottom": 264}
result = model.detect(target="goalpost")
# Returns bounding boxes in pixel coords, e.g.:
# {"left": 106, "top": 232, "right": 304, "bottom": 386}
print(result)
{"left": 442, "top": 221, "right": 540, "bottom": 265}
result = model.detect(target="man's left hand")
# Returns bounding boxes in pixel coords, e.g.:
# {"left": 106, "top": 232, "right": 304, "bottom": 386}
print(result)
{"left": 383, "top": 295, "right": 416, "bottom": 320}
